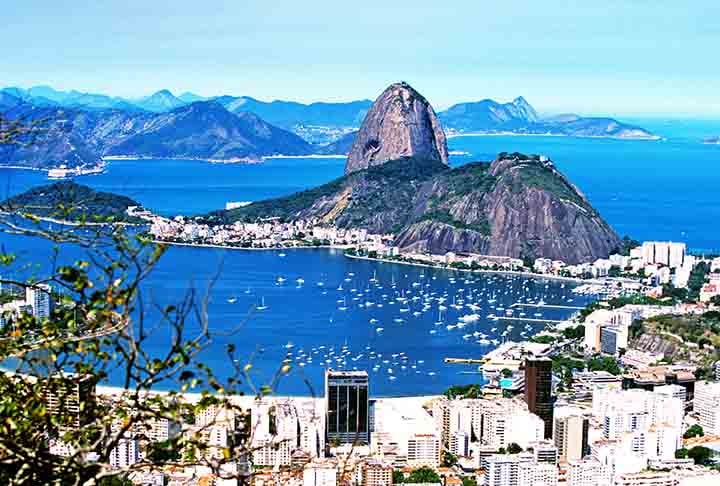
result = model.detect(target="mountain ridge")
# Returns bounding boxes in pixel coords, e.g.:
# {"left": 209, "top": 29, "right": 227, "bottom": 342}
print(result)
{"left": 0, "top": 100, "right": 313, "bottom": 168}
{"left": 209, "top": 154, "right": 621, "bottom": 263}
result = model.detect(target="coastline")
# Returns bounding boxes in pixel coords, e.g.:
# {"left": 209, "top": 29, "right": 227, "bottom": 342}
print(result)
{"left": 343, "top": 252, "right": 588, "bottom": 283}
{"left": 263, "top": 154, "right": 347, "bottom": 160}
{"left": 0, "top": 212, "right": 141, "bottom": 228}
{"left": 104, "top": 154, "right": 347, "bottom": 164}
{"left": 153, "top": 239, "right": 351, "bottom": 252}
{"left": 445, "top": 132, "right": 661, "bottom": 141}
{"left": 152, "top": 239, "right": 588, "bottom": 284}
{"left": 0, "top": 165, "right": 47, "bottom": 172}
{"left": 103, "top": 155, "right": 264, "bottom": 164}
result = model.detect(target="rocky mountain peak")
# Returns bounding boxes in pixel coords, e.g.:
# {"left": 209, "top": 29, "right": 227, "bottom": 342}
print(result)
{"left": 138, "top": 90, "right": 185, "bottom": 112}
{"left": 345, "top": 82, "right": 448, "bottom": 174}
{"left": 510, "top": 96, "right": 538, "bottom": 122}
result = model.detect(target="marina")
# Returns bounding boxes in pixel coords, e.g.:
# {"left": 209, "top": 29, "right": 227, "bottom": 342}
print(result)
{"left": 132, "top": 245, "right": 596, "bottom": 395}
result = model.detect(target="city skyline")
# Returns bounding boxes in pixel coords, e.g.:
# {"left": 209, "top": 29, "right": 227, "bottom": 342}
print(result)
{"left": 3, "top": 1, "right": 720, "bottom": 116}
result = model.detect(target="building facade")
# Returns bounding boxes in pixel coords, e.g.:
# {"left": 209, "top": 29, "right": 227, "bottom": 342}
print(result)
{"left": 524, "top": 359, "right": 553, "bottom": 439}
{"left": 325, "top": 370, "right": 369, "bottom": 445}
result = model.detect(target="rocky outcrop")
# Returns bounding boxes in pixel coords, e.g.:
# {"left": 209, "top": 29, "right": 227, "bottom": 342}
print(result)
{"left": 345, "top": 82, "right": 448, "bottom": 174}
{"left": 217, "top": 153, "right": 621, "bottom": 264}
{"left": 394, "top": 154, "right": 621, "bottom": 263}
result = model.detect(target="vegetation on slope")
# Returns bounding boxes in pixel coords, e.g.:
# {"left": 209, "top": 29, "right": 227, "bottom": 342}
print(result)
{"left": 1, "top": 181, "right": 142, "bottom": 223}
{"left": 205, "top": 156, "right": 448, "bottom": 225}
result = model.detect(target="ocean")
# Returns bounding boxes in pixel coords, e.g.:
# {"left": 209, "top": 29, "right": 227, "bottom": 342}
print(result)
{"left": 2, "top": 118, "right": 719, "bottom": 395}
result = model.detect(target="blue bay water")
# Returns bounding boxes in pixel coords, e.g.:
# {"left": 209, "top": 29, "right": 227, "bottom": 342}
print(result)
{"left": 2, "top": 119, "right": 720, "bottom": 396}
{"left": 6, "top": 231, "right": 591, "bottom": 397}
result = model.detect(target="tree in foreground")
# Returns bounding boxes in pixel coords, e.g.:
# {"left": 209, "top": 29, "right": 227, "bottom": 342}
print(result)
{"left": 0, "top": 109, "right": 324, "bottom": 485}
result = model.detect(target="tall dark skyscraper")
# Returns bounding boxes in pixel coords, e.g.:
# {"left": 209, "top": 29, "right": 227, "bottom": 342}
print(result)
{"left": 325, "top": 369, "right": 369, "bottom": 445}
{"left": 524, "top": 358, "right": 553, "bottom": 439}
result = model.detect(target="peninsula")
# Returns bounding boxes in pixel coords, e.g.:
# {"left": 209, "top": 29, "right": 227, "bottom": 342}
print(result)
{"left": 205, "top": 83, "right": 621, "bottom": 264}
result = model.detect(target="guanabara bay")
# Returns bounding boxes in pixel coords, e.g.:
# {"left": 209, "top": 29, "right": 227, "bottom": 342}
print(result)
{"left": 1, "top": 3, "right": 719, "bottom": 485}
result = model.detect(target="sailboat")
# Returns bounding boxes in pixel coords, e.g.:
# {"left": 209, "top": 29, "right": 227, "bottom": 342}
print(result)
{"left": 256, "top": 297, "right": 268, "bottom": 310}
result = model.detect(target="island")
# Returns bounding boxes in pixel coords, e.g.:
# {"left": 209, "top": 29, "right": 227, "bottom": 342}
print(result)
{"left": 0, "top": 180, "right": 145, "bottom": 224}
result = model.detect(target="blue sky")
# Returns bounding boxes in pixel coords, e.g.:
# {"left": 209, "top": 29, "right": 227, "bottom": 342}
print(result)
{"left": 2, "top": 1, "right": 719, "bottom": 116}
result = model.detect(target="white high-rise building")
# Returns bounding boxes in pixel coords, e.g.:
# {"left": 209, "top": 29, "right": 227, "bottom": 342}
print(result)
{"left": 450, "top": 430, "right": 470, "bottom": 457}
{"left": 584, "top": 309, "right": 615, "bottom": 352}
{"left": 528, "top": 440, "right": 558, "bottom": 465}
{"left": 303, "top": 459, "right": 338, "bottom": 486}
{"left": 518, "top": 461, "right": 558, "bottom": 486}
{"left": 435, "top": 397, "right": 541, "bottom": 450}
{"left": 653, "top": 384, "right": 686, "bottom": 402}
{"left": 668, "top": 243, "right": 686, "bottom": 269}
{"left": 298, "top": 402, "right": 325, "bottom": 458}
{"left": 640, "top": 242, "right": 685, "bottom": 269}
{"left": 407, "top": 434, "right": 440, "bottom": 467}
{"left": 482, "top": 453, "right": 535, "bottom": 486}
{"left": 603, "top": 409, "right": 649, "bottom": 440}
{"left": 484, "top": 409, "right": 544, "bottom": 449}
{"left": 646, "top": 424, "right": 682, "bottom": 460}
{"left": 553, "top": 407, "right": 589, "bottom": 463}
{"left": 653, "top": 242, "right": 671, "bottom": 266}
{"left": 26, "top": 283, "right": 52, "bottom": 319}
{"left": 593, "top": 389, "right": 683, "bottom": 432}
{"left": 694, "top": 382, "right": 720, "bottom": 435}
{"left": 567, "top": 459, "right": 609, "bottom": 486}
{"left": 592, "top": 440, "right": 647, "bottom": 482}
{"left": 251, "top": 400, "right": 299, "bottom": 467}
{"left": 109, "top": 436, "right": 140, "bottom": 469}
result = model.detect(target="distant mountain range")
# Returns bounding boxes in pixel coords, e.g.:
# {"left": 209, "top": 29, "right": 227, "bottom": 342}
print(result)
{"left": 440, "top": 97, "right": 655, "bottom": 139}
{"left": 0, "top": 84, "right": 657, "bottom": 169}
{"left": 212, "top": 82, "right": 621, "bottom": 263}
{"left": 0, "top": 99, "right": 312, "bottom": 168}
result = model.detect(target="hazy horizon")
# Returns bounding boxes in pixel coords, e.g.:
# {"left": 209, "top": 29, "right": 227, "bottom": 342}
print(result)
{"left": 3, "top": 1, "right": 720, "bottom": 117}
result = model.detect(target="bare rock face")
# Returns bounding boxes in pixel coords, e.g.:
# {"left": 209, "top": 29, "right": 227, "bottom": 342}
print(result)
{"left": 345, "top": 82, "right": 448, "bottom": 174}
{"left": 393, "top": 154, "right": 622, "bottom": 264}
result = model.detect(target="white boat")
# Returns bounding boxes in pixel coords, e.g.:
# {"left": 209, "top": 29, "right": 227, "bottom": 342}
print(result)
{"left": 227, "top": 297, "right": 237, "bottom": 304}
{"left": 256, "top": 297, "right": 268, "bottom": 310}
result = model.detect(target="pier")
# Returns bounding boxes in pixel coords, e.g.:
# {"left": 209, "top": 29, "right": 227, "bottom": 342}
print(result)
{"left": 444, "top": 357, "right": 485, "bottom": 364}
{"left": 509, "top": 303, "right": 585, "bottom": 310}
{"left": 494, "top": 316, "right": 566, "bottom": 323}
